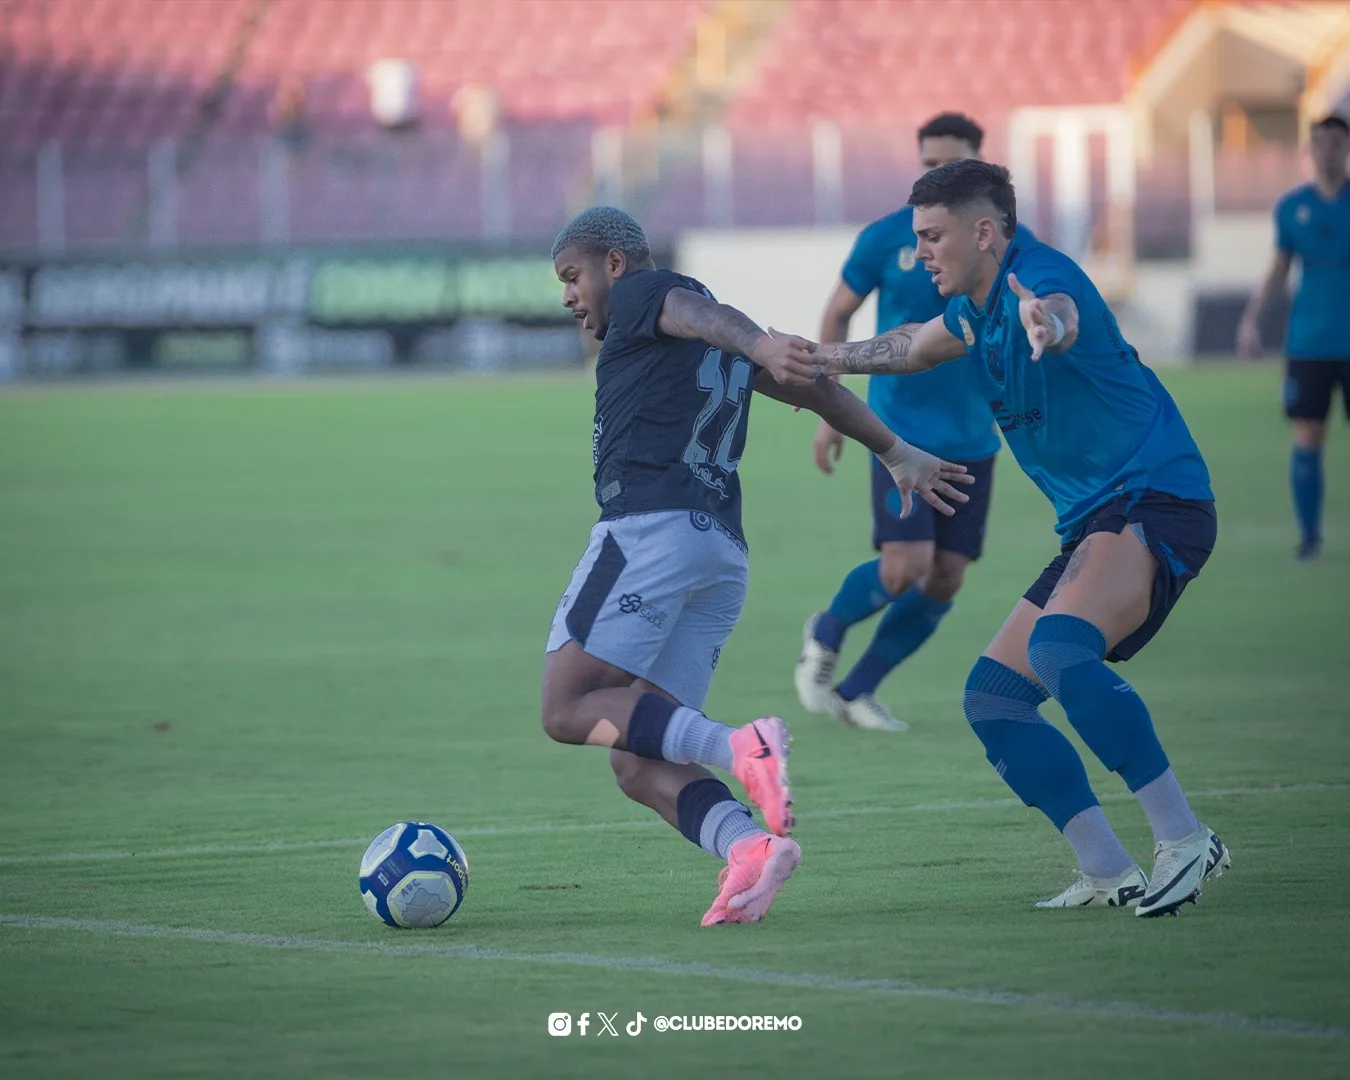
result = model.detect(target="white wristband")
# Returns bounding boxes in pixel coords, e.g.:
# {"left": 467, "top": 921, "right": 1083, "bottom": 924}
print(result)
{"left": 878, "top": 437, "right": 910, "bottom": 471}
{"left": 1046, "top": 313, "right": 1066, "bottom": 347}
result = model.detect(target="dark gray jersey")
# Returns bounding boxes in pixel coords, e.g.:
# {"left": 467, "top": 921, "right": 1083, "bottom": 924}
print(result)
{"left": 591, "top": 269, "right": 758, "bottom": 544}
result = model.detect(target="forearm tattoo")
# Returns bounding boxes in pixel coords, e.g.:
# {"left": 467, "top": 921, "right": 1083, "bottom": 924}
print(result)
{"left": 822, "top": 324, "right": 919, "bottom": 375}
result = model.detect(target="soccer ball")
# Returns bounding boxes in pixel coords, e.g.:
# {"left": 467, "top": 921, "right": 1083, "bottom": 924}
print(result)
{"left": 359, "top": 821, "right": 469, "bottom": 928}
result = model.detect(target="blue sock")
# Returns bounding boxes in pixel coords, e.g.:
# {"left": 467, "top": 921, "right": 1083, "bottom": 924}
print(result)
{"left": 962, "top": 657, "right": 1099, "bottom": 830}
{"left": 814, "top": 559, "right": 895, "bottom": 651}
{"left": 837, "top": 586, "right": 952, "bottom": 701}
{"left": 1027, "top": 615, "right": 1170, "bottom": 791}
{"left": 1291, "top": 445, "right": 1323, "bottom": 545}
{"left": 675, "top": 778, "right": 763, "bottom": 858}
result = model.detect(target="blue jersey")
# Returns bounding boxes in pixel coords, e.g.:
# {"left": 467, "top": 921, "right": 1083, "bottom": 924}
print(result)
{"left": 841, "top": 207, "right": 1003, "bottom": 461}
{"left": 943, "top": 238, "right": 1213, "bottom": 540}
{"left": 1276, "top": 182, "right": 1350, "bottom": 360}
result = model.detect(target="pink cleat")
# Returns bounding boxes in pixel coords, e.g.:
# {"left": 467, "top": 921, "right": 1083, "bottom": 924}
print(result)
{"left": 729, "top": 717, "right": 794, "bottom": 835}
{"left": 700, "top": 834, "right": 802, "bottom": 927}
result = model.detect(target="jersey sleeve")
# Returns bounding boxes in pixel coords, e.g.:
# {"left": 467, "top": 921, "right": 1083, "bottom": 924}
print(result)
{"left": 1274, "top": 196, "right": 1295, "bottom": 255}
{"left": 942, "top": 298, "right": 967, "bottom": 342}
{"left": 609, "top": 270, "right": 694, "bottom": 342}
{"left": 839, "top": 222, "right": 888, "bottom": 298}
{"left": 1011, "top": 247, "right": 1086, "bottom": 307}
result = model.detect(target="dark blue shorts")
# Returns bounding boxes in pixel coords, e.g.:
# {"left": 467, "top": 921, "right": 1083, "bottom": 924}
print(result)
{"left": 1023, "top": 490, "right": 1218, "bottom": 662}
{"left": 1284, "top": 358, "right": 1350, "bottom": 422}
{"left": 870, "top": 453, "right": 996, "bottom": 559}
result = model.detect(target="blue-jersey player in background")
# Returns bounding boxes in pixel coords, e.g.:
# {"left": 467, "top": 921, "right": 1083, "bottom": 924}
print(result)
{"left": 796, "top": 113, "right": 1029, "bottom": 732}
{"left": 789, "top": 160, "right": 1233, "bottom": 917}
{"left": 1237, "top": 113, "right": 1350, "bottom": 561}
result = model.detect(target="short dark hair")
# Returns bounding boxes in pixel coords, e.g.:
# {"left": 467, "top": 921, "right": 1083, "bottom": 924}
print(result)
{"left": 916, "top": 112, "right": 984, "bottom": 152}
{"left": 908, "top": 159, "right": 1017, "bottom": 238}
{"left": 1312, "top": 114, "right": 1349, "bottom": 136}
{"left": 551, "top": 206, "right": 650, "bottom": 264}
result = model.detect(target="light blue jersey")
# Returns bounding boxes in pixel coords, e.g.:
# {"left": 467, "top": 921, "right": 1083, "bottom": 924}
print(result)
{"left": 841, "top": 208, "right": 1010, "bottom": 461}
{"left": 943, "top": 238, "right": 1213, "bottom": 540}
{"left": 1276, "top": 181, "right": 1350, "bottom": 360}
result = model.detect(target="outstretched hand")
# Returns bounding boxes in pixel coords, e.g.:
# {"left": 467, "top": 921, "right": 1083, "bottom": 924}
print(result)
{"left": 883, "top": 444, "right": 975, "bottom": 519}
{"left": 1007, "top": 273, "right": 1058, "bottom": 361}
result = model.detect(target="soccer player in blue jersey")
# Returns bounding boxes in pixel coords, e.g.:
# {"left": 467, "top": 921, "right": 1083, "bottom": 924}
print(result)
{"left": 796, "top": 113, "right": 1032, "bottom": 731}
{"left": 787, "top": 160, "right": 1232, "bottom": 917}
{"left": 540, "top": 207, "right": 972, "bottom": 926}
{"left": 1237, "top": 113, "right": 1350, "bottom": 561}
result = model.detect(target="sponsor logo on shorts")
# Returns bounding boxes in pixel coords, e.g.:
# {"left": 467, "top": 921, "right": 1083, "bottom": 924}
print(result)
{"left": 617, "top": 593, "right": 668, "bottom": 629}
{"left": 711, "top": 646, "right": 721, "bottom": 670}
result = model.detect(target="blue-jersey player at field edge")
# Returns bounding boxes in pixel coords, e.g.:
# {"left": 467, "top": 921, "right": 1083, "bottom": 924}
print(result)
{"left": 796, "top": 112, "right": 1031, "bottom": 732}
{"left": 539, "top": 207, "right": 972, "bottom": 927}
{"left": 1237, "top": 113, "right": 1350, "bottom": 561}
{"left": 787, "top": 160, "right": 1233, "bottom": 917}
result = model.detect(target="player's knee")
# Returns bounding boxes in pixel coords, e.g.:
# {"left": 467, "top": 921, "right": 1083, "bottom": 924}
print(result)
{"left": 879, "top": 550, "right": 925, "bottom": 596}
{"left": 1292, "top": 420, "right": 1326, "bottom": 449}
{"left": 1027, "top": 614, "right": 1107, "bottom": 701}
{"left": 920, "top": 558, "right": 966, "bottom": 605}
{"left": 539, "top": 698, "right": 582, "bottom": 744}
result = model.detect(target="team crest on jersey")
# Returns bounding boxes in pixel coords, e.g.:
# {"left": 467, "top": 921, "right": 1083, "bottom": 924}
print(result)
{"left": 959, "top": 316, "right": 976, "bottom": 346}
{"left": 985, "top": 343, "right": 1004, "bottom": 382}
{"left": 1295, "top": 204, "right": 1312, "bottom": 225}
{"left": 898, "top": 246, "right": 917, "bottom": 272}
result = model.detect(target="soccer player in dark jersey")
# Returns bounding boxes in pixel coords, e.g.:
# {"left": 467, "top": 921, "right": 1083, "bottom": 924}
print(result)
{"left": 796, "top": 113, "right": 1033, "bottom": 732}
{"left": 541, "top": 207, "right": 973, "bottom": 926}
{"left": 1237, "top": 113, "right": 1350, "bottom": 561}
{"left": 786, "top": 162, "right": 1231, "bottom": 917}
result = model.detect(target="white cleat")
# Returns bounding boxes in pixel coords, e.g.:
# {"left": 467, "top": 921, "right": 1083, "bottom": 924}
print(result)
{"left": 794, "top": 614, "right": 838, "bottom": 714}
{"left": 1136, "top": 825, "right": 1231, "bottom": 918}
{"left": 1035, "top": 865, "right": 1148, "bottom": 909}
{"left": 826, "top": 691, "right": 908, "bottom": 732}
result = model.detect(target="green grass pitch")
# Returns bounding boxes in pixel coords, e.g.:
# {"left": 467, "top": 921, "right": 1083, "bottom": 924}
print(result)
{"left": 1, "top": 364, "right": 1348, "bottom": 1079}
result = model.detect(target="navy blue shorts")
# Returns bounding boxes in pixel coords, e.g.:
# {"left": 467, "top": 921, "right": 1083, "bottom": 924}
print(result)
{"left": 1284, "top": 359, "right": 1350, "bottom": 422}
{"left": 870, "top": 453, "right": 996, "bottom": 559}
{"left": 1023, "top": 490, "right": 1217, "bottom": 662}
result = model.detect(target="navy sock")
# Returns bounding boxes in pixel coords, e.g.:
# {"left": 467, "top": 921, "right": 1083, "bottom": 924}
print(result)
{"left": 1027, "top": 615, "right": 1170, "bottom": 791}
{"left": 962, "top": 657, "right": 1099, "bottom": 830}
{"left": 837, "top": 586, "right": 952, "bottom": 701}
{"left": 625, "top": 692, "right": 677, "bottom": 760}
{"left": 1291, "top": 445, "right": 1323, "bottom": 545}
{"left": 814, "top": 559, "right": 894, "bottom": 651}
{"left": 675, "top": 778, "right": 762, "bottom": 858}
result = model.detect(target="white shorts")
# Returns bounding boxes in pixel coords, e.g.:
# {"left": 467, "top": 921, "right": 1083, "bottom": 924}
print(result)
{"left": 546, "top": 511, "right": 749, "bottom": 709}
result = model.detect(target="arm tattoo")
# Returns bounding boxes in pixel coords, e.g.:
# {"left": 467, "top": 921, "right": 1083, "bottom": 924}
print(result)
{"left": 820, "top": 324, "right": 920, "bottom": 375}
{"left": 661, "top": 288, "right": 764, "bottom": 357}
{"left": 1040, "top": 293, "right": 1079, "bottom": 347}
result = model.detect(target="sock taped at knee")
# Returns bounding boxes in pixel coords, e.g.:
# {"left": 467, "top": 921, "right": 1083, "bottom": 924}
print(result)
{"left": 1030, "top": 615, "right": 1170, "bottom": 791}
{"left": 963, "top": 657, "right": 1098, "bottom": 831}
{"left": 1027, "top": 614, "right": 1105, "bottom": 700}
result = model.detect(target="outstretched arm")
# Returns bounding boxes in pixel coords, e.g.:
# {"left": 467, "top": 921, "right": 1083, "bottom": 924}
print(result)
{"left": 810, "top": 279, "right": 868, "bottom": 473}
{"left": 753, "top": 370, "right": 973, "bottom": 517}
{"left": 794, "top": 315, "right": 968, "bottom": 376}
{"left": 1007, "top": 273, "right": 1078, "bottom": 360}
{"left": 658, "top": 286, "right": 816, "bottom": 384}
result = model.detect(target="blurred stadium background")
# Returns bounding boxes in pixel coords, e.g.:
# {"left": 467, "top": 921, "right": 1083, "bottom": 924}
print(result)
{"left": 0, "top": 0, "right": 1346, "bottom": 380}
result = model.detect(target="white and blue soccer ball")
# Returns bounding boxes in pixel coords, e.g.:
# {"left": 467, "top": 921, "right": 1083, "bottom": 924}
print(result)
{"left": 359, "top": 821, "right": 469, "bottom": 928}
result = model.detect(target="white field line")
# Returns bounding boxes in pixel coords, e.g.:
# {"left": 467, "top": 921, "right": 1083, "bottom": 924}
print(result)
{"left": 0, "top": 913, "right": 1344, "bottom": 1041}
{"left": 0, "top": 782, "right": 1343, "bottom": 866}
